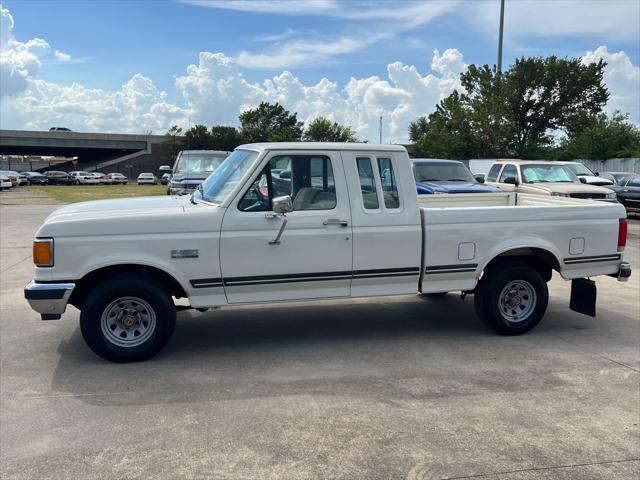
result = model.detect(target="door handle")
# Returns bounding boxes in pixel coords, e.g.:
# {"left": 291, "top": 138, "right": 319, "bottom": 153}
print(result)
{"left": 323, "top": 219, "right": 349, "bottom": 226}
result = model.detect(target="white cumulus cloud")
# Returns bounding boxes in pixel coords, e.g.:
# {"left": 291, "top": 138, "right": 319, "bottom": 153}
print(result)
{"left": 0, "top": 4, "right": 75, "bottom": 98}
{"left": 0, "top": 4, "right": 51, "bottom": 97}
{"left": 4, "top": 74, "right": 188, "bottom": 133}
{"left": 172, "top": 49, "right": 466, "bottom": 142}
{"left": 54, "top": 50, "right": 72, "bottom": 62}
{"left": 581, "top": 46, "right": 640, "bottom": 124}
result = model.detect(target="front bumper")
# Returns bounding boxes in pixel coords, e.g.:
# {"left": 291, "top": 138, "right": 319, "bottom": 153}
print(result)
{"left": 24, "top": 280, "right": 75, "bottom": 320}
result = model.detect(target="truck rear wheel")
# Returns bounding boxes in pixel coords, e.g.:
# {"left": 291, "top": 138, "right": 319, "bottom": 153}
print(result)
{"left": 80, "top": 275, "right": 176, "bottom": 362}
{"left": 474, "top": 265, "right": 548, "bottom": 335}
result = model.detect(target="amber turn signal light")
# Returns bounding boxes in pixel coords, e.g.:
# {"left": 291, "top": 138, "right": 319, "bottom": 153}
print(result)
{"left": 33, "top": 239, "right": 53, "bottom": 267}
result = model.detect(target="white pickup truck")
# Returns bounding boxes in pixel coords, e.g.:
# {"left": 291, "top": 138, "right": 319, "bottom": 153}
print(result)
{"left": 25, "top": 143, "right": 631, "bottom": 362}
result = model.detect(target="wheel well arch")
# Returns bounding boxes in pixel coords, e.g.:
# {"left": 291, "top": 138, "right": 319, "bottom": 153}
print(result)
{"left": 481, "top": 247, "right": 561, "bottom": 282}
{"left": 68, "top": 264, "right": 187, "bottom": 309}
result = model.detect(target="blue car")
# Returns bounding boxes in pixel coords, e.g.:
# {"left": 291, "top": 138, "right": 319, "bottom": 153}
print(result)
{"left": 411, "top": 158, "right": 500, "bottom": 194}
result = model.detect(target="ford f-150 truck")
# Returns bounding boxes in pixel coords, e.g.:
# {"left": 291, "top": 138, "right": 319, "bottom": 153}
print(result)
{"left": 25, "top": 143, "right": 631, "bottom": 362}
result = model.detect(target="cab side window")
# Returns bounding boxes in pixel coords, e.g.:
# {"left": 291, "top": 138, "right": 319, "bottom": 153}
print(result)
{"left": 356, "top": 157, "right": 379, "bottom": 209}
{"left": 486, "top": 164, "right": 502, "bottom": 182}
{"left": 377, "top": 158, "right": 400, "bottom": 209}
{"left": 499, "top": 164, "right": 518, "bottom": 182}
{"left": 238, "top": 155, "right": 336, "bottom": 212}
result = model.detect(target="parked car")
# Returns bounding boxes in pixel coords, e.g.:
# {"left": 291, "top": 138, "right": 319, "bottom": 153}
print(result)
{"left": 69, "top": 171, "right": 100, "bottom": 185}
{"left": 485, "top": 161, "right": 617, "bottom": 201}
{"left": 0, "top": 173, "right": 12, "bottom": 190}
{"left": 161, "top": 173, "right": 171, "bottom": 185}
{"left": 106, "top": 173, "right": 128, "bottom": 185}
{"left": 24, "top": 143, "right": 631, "bottom": 362}
{"left": 559, "top": 162, "right": 614, "bottom": 186}
{"left": 44, "top": 171, "right": 73, "bottom": 185}
{"left": 137, "top": 173, "right": 158, "bottom": 185}
{"left": 161, "top": 149, "right": 229, "bottom": 195}
{"left": 49, "top": 127, "right": 72, "bottom": 132}
{"left": 411, "top": 159, "right": 500, "bottom": 194}
{"left": 0, "top": 171, "right": 19, "bottom": 186}
{"left": 4, "top": 171, "right": 28, "bottom": 186}
{"left": 604, "top": 173, "right": 640, "bottom": 215}
{"left": 22, "top": 172, "right": 49, "bottom": 185}
{"left": 89, "top": 172, "right": 110, "bottom": 184}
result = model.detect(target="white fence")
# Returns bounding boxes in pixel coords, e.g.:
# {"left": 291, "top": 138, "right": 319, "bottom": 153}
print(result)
{"left": 575, "top": 158, "right": 640, "bottom": 174}
{"left": 463, "top": 158, "right": 640, "bottom": 175}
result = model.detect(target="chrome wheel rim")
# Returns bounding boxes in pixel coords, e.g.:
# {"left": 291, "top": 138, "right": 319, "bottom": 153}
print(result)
{"left": 100, "top": 296, "right": 156, "bottom": 348}
{"left": 498, "top": 280, "right": 536, "bottom": 323}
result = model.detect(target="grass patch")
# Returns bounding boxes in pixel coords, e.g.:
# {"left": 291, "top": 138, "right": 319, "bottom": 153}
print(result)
{"left": 28, "top": 184, "right": 166, "bottom": 203}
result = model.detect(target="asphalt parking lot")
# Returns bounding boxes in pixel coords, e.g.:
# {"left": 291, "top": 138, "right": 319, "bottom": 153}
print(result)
{"left": 1, "top": 191, "right": 639, "bottom": 479}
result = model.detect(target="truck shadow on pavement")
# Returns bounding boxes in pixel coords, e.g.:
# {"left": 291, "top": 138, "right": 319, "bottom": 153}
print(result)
{"left": 49, "top": 295, "right": 583, "bottom": 407}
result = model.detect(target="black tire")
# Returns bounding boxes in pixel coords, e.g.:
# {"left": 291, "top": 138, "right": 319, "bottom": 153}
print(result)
{"left": 474, "top": 265, "right": 548, "bottom": 335}
{"left": 80, "top": 274, "right": 176, "bottom": 362}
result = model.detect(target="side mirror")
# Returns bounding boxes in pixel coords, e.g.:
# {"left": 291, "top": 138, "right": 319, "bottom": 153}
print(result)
{"left": 475, "top": 175, "right": 485, "bottom": 184}
{"left": 272, "top": 195, "right": 293, "bottom": 215}
{"left": 594, "top": 172, "right": 600, "bottom": 176}
{"left": 503, "top": 176, "right": 519, "bottom": 186}
{"left": 579, "top": 177, "right": 587, "bottom": 184}
{"left": 159, "top": 165, "right": 172, "bottom": 173}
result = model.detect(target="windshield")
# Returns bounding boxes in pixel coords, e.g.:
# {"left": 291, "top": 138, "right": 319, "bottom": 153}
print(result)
{"left": 565, "top": 163, "right": 594, "bottom": 176}
{"left": 413, "top": 162, "right": 476, "bottom": 182}
{"left": 628, "top": 177, "right": 640, "bottom": 187}
{"left": 521, "top": 165, "right": 579, "bottom": 183}
{"left": 175, "top": 153, "right": 227, "bottom": 173}
{"left": 196, "top": 149, "right": 259, "bottom": 204}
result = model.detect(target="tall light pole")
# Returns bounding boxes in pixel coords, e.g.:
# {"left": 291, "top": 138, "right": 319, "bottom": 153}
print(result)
{"left": 379, "top": 116, "right": 383, "bottom": 144}
{"left": 497, "top": 0, "right": 505, "bottom": 72}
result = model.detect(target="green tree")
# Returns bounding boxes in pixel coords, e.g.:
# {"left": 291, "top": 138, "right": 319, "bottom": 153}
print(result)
{"left": 410, "top": 56, "right": 609, "bottom": 159}
{"left": 239, "top": 102, "right": 303, "bottom": 143}
{"left": 414, "top": 91, "right": 478, "bottom": 159}
{"left": 183, "top": 124, "right": 213, "bottom": 149}
{"left": 557, "top": 111, "right": 640, "bottom": 160}
{"left": 303, "top": 117, "right": 358, "bottom": 142}
{"left": 408, "top": 116, "right": 429, "bottom": 143}
{"left": 162, "top": 125, "right": 184, "bottom": 159}
{"left": 210, "top": 125, "right": 241, "bottom": 151}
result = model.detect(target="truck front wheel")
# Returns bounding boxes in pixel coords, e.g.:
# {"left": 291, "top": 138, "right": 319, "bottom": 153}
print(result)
{"left": 80, "top": 275, "right": 176, "bottom": 362}
{"left": 474, "top": 265, "right": 548, "bottom": 335}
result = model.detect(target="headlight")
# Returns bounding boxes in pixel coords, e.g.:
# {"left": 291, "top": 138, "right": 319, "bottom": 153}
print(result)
{"left": 33, "top": 238, "right": 54, "bottom": 267}
{"left": 551, "top": 192, "right": 570, "bottom": 197}
{"left": 606, "top": 192, "right": 617, "bottom": 200}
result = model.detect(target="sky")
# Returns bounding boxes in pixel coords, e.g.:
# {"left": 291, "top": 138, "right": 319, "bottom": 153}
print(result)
{"left": 1, "top": 0, "right": 639, "bottom": 143}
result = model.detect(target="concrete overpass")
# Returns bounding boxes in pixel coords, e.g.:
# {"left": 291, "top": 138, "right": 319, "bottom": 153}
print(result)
{"left": 0, "top": 129, "right": 168, "bottom": 160}
{"left": 0, "top": 129, "right": 179, "bottom": 174}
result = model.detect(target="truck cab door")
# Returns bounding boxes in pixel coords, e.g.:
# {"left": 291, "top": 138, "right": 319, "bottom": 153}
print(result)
{"left": 219, "top": 150, "right": 353, "bottom": 303}
{"left": 494, "top": 163, "right": 519, "bottom": 192}
{"left": 342, "top": 152, "right": 422, "bottom": 297}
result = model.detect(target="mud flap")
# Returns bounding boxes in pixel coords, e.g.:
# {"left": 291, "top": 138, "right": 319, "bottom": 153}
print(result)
{"left": 570, "top": 278, "right": 597, "bottom": 317}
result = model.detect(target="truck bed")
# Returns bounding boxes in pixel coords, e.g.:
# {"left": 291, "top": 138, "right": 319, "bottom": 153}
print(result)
{"left": 418, "top": 192, "right": 626, "bottom": 294}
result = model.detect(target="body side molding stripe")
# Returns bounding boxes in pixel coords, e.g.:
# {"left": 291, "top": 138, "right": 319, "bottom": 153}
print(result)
{"left": 563, "top": 254, "right": 621, "bottom": 265}
{"left": 424, "top": 263, "right": 478, "bottom": 274}
{"left": 190, "top": 267, "right": 421, "bottom": 288}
